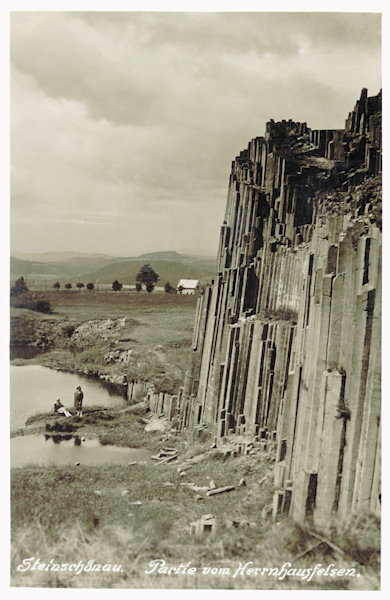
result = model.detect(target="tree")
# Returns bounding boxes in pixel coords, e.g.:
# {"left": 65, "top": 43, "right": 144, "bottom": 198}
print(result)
{"left": 10, "top": 276, "right": 52, "bottom": 313}
{"left": 177, "top": 285, "right": 184, "bottom": 294}
{"left": 86, "top": 282, "right": 94, "bottom": 291}
{"left": 135, "top": 283, "right": 142, "bottom": 293}
{"left": 65, "top": 283, "right": 72, "bottom": 289}
{"left": 76, "top": 282, "right": 85, "bottom": 290}
{"left": 164, "top": 281, "right": 175, "bottom": 294}
{"left": 53, "top": 282, "right": 60, "bottom": 290}
{"left": 136, "top": 264, "right": 159, "bottom": 292}
{"left": 11, "top": 276, "right": 28, "bottom": 296}
{"left": 112, "top": 279, "right": 122, "bottom": 291}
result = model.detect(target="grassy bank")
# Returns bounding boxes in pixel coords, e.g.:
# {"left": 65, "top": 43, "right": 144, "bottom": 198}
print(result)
{"left": 12, "top": 404, "right": 167, "bottom": 449}
{"left": 11, "top": 436, "right": 380, "bottom": 590}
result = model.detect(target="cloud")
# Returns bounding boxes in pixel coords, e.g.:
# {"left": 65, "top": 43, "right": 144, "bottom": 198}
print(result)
{"left": 10, "top": 12, "right": 381, "bottom": 256}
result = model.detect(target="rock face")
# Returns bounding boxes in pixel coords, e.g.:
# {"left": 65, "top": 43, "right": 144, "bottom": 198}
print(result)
{"left": 179, "top": 89, "right": 381, "bottom": 528}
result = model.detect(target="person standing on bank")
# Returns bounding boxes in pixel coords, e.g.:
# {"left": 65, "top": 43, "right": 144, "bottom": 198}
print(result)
{"left": 74, "top": 386, "right": 84, "bottom": 417}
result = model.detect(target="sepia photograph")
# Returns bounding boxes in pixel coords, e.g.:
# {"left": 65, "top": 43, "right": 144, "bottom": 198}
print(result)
{"left": 9, "top": 5, "right": 382, "bottom": 592}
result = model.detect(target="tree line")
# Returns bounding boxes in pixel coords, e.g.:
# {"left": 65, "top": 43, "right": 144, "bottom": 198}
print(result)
{"left": 51, "top": 264, "right": 177, "bottom": 294}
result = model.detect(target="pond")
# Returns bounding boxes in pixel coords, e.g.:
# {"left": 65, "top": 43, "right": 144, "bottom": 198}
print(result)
{"left": 10, "top": 364, "right": 126, "bottom": 431}
{"left": 11, "top": 435, "right": 151, "bottom": 468}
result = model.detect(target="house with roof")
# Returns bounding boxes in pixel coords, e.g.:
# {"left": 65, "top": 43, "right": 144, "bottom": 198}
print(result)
{"left": 177, "top": 279, "right": 201, "bottom": 295}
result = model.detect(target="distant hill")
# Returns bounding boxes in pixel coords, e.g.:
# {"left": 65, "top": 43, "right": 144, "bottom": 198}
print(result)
{"left": 10, "top": 257, "right": 63, "bottom": 276}
{"left": 11, "top": 251, "right": 113, "bottom": 262}
{"left": 10, "top": 251, "right": 217, "bottom": 286}
{"left": 10, "top": 256, "right": 119, "bottom": 280}
{"left": 137, "top": 250, "right": 216, "bottom": 263}
{"left": 137, "top": 250, "right": 186, "bottom": 261}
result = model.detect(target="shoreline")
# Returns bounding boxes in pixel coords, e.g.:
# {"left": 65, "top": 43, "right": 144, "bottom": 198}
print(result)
{"left": 10, "top": 401, "right": 168, "bottom": 450}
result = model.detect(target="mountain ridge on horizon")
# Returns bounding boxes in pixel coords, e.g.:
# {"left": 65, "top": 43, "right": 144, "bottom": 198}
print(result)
{"left": 10, "top": 251, "right": 218, "bottom": 286}
{"left": 11, "top": 249, "right": 216, "bottom": 263}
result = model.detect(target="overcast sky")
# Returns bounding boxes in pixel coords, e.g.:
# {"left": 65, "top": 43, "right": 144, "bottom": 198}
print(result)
{"left": 10, "top": 11, "right": 381, "bottom": 258}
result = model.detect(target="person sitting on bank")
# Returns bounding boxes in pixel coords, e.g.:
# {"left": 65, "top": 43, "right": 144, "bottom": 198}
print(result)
{"left": 74, "top": 386, "right": 84, "bottom": 417}
{"left": 53, "top": 397, "right": 71, "bottom": 418}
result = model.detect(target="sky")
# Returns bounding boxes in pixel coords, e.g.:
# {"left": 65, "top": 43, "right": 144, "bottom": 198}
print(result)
{"left": 10, "top": 11, "right": 382, "bottom": 258}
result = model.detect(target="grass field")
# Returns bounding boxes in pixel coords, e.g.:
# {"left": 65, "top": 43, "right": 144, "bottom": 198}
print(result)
{"left": 45, "top": 288, "right": 198, "bottom": 319}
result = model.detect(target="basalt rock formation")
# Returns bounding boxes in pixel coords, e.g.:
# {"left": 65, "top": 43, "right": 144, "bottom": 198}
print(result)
{"left": 178, "top": 88, "right": 382, "bottom": 529}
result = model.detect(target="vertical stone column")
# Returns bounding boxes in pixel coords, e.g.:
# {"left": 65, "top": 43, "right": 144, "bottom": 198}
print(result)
{"left": 351, "top": 252, "right": 381, "bottom": 514}
{"left": 313, "top": 371, "right": 344, "bottom": 529}
{"left": 337, "top": 289, "right": 376, "bottom": 519}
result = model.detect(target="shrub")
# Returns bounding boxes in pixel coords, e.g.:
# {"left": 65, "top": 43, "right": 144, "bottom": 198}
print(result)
{"left": 34, "top": 300, "right": 52, "bottom": 314}
{"left": 10, "top": 291, "right": 52, "bottom": 314}
{"left": 112, "top": 280, "right": 122, "bottom": 292}
{"left": 65, "top": 283, "right": 72, "bottom": 289}
{"left": 10, "top": 291, "right": 34, "bottom": 310}
{"left": 10, "top": 276, "right": 28, "bottom": 296}
{"left": 86, "top": 283, "right": 94, "bottom": 291}
{"left": 263, "top": 306, "right": 298, "bottom": 323}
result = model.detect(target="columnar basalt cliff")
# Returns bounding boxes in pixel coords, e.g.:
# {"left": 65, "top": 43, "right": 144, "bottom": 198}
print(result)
{"left": 178, "top": 89, "right": 382, "bottom": 529}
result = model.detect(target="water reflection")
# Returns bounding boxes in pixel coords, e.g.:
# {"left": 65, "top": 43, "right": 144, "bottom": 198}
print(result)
{"left": 11, "top": 434, "right": 152, "bottom": 467}
{"left": 45, "top": 433, "right": 73, "bottom": 443}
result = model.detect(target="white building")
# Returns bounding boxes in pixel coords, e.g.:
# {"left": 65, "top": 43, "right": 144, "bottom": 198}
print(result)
{"left": 177, "top": 279, "right": 201, "bottom": 295}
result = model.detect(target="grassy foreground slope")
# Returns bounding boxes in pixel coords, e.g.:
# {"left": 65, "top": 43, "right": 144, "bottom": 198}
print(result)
{"left": 11, "top": 424, "right": 380, "bottom": 590}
